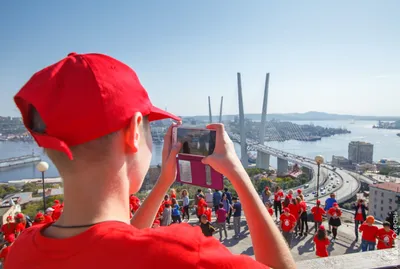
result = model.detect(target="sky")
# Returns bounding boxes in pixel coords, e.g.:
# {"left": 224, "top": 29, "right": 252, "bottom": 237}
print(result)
{"left": 1, "top": 1, "right": 399, "bottom": 117}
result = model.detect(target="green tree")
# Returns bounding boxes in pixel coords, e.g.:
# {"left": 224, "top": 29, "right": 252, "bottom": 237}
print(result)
{"left": 22, "top": 183, "right": 38, "bottom": 192}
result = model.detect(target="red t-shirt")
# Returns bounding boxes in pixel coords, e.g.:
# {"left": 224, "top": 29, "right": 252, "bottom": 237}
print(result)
{"left": 274, "top": 191, "right": 284, "bottom": 202}
{"left": 311, "top": 206, "right": 326, "bottom": 222}
{"left": 52, "top": 207, "right": 62, "bottom": 222}
{"left": 359, "top": 223, "right": 379, "bottom": 242}
{"left": 313, "top": 236, "right": 330, "bottom": 257}
{"left": 197, "top": 198, "right": 207, "bottom": 216}
{"left": 355, "top": 205, "right": 364, "bottom": 221}
{"left": 299, "top": 201, "right": 307, "bottom": 213}
{"left": 44, "top": 215, "right": 53, "bottom": 224}
{"left": 267, "top": 208, "right": 274, "bottom": 216}
{"left": 288, "top": 204, "right": 299, "bottom": 220}
{"left": 280, "top": 214, "right": 296, "bottom": 232}
{"left": 130, "top": 196, "right": 141, "bottom": 212}
{"left": 15, "top": 223, "right": 25, "bottom": 233}
{"left": 328, "top": 207, "right": 342, "bottom": 218}
{"left": 205, "top": 208, "right": 212, "bottom": 222}
{"left": 0, "top": 246, "right": 10, "bottom": 262}
{"left": 1, "top": 223, "right": 16, "bottom": 242}
{"left": 376, "top": 228, "right": 396, "bottom": 249}
{"left": 5, "top": 221, "right": 269, "bottom": 269}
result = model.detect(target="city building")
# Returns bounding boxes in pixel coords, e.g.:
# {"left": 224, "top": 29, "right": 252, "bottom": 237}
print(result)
{"left": 369, "top": 182, "right": 400, "bottom": 221}
{"left": 355, "top": 163, "right": 377, "bottom": 172}
{"left": 331, "top": 155, "right": 353, "bottom": 169}
{"left": 376, "top": 159, "right": 400, "bottom": 172}
{"left": 348, "top": 141, "right": 374, "bottom": 164}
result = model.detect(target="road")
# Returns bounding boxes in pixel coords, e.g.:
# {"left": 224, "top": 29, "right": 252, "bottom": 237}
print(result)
{"left": 233, "top": 134, "right": 361, "bottom": 204}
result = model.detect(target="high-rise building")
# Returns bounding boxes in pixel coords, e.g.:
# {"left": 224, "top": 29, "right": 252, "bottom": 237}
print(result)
{"left": 369, "top": 182, "right": 400, "bottom": 221}
{"left": 348, "top": 141, "right": 374, "bottom": 164}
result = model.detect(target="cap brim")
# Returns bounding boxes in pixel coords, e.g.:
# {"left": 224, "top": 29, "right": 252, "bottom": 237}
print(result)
{"left": 148, "top": 105, "right": 181, "bottom": 122}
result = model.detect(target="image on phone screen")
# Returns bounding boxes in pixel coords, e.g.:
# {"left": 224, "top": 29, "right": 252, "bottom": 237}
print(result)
{"left": 177, "top": 128, "right": 216, "bottom": 156}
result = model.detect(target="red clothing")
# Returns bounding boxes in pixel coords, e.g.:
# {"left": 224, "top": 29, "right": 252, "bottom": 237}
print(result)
{"left": 197, "top": 198, "right": 207, "bottom": 216}
{"left": 328, "top": 207, "right": 342, "bottom": 218}
{"left": 288, "top": 204, "right": 299, "bottom": 220}
{"left": 130, "top": 195, "right": 141, "bottom": 212}
{"left": 205, "top": 208, "right": 212, "bottom": 222}
{"left": 311, "top": 206, "right": 326, "bottom": 222}
{"left": 15, "top": 223, "right": 25, "bottom": 233}
{"left": 313, "top": 236, "right": 330, "bottom": 257}
{"left": 267, "top": 208, "right": 274, "bottom": 216}
{"left": 359, "top": 223, "right": 379, "bottom": 242}
{"left": 274, "top": 191, "right": 284, "bottom": 202}
{"left": 299, "top": 201, "right": 307, "bottom": 213}
{"left": 44, "top": 215, "right": 53, "bottom": 224}
{"left": 1, "top": 223, "right": 16, "bottom": 242}
{"left": 5, "top": 221, "right": 269, "bottom": 269}
{"left": 0, "top": 246, "right": 10, "bottom": 262}
{"left": 170, "top": 193, "right": 177, "bottom": 199}
{"left": 355, "top": 213, "right": 364, "bottom": 221}
{"left": 377, "top": 228, "right": 396, "bottom": 249}
{"left": 280, "top": 214, "right": 296, "bottom": 232}
{"left": 52, "top": 207, "right": 62, "bottom": 222}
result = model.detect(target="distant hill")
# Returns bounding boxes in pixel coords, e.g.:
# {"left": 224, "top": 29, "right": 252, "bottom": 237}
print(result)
{"left": 184, "top": 111, "right": 400, "bottom": 122}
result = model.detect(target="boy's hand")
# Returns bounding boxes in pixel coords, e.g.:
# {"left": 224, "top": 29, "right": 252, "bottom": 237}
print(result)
{"left": 201, "top": 124, "right": 242, "bottom": 179}
{"left": 159, "top": 123, "right": 181, "bottom": 185}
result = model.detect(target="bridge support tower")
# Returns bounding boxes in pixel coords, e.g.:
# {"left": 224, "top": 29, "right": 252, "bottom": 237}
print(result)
{"left": 277, "top": 158, "right": 289, "bottom": 176}
{"left": 256, "top": 150, "right": 270, "bottom": 170}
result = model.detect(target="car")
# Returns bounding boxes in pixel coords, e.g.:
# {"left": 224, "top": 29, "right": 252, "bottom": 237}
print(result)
{"left": 314, "top": 193, "right": 318, "bottom": 198}
{"left": 304, "top": 184, "right": 309, "bottom": 188}
{"left": 312, "top": 191, "right": 316, "bottom": 194}
{"left": 321, "top": 190, "right": 326, "bottom": 195}
{"left": 346, "top": 180, "right": 349, "bottom": 183}
{"left": 327, "top": 188, "right": 331, "bottom": 192}
{"left": 305, "top": 194, "right": 310, "bottom": 197}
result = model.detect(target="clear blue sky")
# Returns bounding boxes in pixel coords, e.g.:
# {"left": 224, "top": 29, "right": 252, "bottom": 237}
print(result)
{"left": 1, "top": 1, "right": 399, "bottom": 117}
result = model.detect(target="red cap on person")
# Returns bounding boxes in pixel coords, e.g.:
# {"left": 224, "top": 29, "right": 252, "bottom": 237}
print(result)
{"left": 297, "top": 189, "right": 302, "bottom": 194}
{"left": 54, "top": 200, "right": 60, "bottom": 204}
{"left": 14, "top": 52, "right": 181, "bottom": 160}
{"left": 6, "top": 216, "right": 13, "bottom": 221}
{"left": 316, "top": 200, "right": 321, "bottom": 204}
{"left": 15, "top": 213, "right": 24, "bottom": 219}
{"left": 283, "top": 207, "right": 290, "bottom": 213}
{"left": 319, "top": 225, "right": 325, "bottom": 230}
{"left": 265, "top": 187, "right": 269, "bottom": 191}
{"left": 35, "top": 212, "right": 44, "bottom": 219}
{"left": 333, "top": 202, "right": 338, "bottom": 207}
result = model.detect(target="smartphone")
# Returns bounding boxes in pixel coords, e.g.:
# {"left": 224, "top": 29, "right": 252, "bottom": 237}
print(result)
{"left": 172, "top": 126, "right": 216, "bottom": 156}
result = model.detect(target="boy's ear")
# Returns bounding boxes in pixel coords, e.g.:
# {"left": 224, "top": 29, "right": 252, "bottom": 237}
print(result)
{"left": 124, "top": 112, "right": 143, "bottom": 153}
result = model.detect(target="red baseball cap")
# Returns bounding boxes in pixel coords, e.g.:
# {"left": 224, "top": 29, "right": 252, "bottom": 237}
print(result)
{"left": 283, "top": 207, "right": 290, "bottom": 213}
{"left": 14, "top": 52, "right": 181, "bottom": 160}
{"left": 319, "top": 225, "right": 325, "bottom": 230}
{"left": 297, "top": 189, "right": 302, "bottom": 194}
{"left": 316, "top": 200, "right": 321, "bottom": 204}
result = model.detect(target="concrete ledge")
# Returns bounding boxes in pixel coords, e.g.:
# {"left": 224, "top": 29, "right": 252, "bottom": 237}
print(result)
{"left": 296, "top": 246, "right": 400, "bottom": 269}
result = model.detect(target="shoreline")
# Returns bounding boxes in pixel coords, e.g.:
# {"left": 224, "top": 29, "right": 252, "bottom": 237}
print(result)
{"left": 0, "top": 177, "right": 63, "bottom": 185}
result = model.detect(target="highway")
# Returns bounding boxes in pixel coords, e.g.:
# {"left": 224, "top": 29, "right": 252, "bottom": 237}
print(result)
{"left": 231, "top": 133, "right": 361, "bottom": 204}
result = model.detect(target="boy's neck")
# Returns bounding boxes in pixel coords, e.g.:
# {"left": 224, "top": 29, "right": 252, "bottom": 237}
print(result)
{"left": 43, "top": 169, "right": 131, "bottom": 238}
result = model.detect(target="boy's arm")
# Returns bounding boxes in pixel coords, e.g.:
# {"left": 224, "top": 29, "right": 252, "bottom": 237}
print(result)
{"left": 131, "top": 124, "right": 181, "bottom": 229}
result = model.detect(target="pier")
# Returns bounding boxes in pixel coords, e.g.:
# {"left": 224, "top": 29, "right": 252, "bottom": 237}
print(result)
{"left": 0, "top": 154, "right": 41, "bottom": 168}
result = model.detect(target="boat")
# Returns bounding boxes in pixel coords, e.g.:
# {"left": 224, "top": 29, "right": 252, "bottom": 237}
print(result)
{"left": 397, "top": 133, "right": 400, "bottom": 137}
{"left": 0, "top": 154, "right": 41, "bottom": 168}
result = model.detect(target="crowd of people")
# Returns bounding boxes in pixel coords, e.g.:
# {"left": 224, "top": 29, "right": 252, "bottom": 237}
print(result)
{"left": 0, "top": 200, "right": 64, "bottom": 263}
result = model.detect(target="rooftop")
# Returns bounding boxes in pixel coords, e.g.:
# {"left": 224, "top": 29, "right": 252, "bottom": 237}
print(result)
{"left": 349, "top": 141, "right": 373, "bottom": 146}
{"left": 370, "top": 182, "right": 400, "bottom": 193}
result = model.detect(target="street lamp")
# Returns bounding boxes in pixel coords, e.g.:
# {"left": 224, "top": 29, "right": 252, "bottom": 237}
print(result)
{"left": 314, "top": 155, "right": 324, "bottom": 202}
{"left": 36, "top": 161, "right": 49, "bottom": 212}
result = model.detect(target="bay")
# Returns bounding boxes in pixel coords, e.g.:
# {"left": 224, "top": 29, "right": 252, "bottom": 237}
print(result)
{"left": 0, "top": 120, "right": 398, "bottom": 182}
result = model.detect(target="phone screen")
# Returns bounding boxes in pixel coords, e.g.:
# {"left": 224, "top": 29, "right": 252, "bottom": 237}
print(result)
{"left": 175, "top": 127, "right": 216, "bottom": 156}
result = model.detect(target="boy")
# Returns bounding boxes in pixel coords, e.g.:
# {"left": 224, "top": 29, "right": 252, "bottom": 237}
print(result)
{"left": 6, "top": 52, "right": 295, "bottom": 269}
{"left": 232, "top": 197, "right": 242, "bottom": 238}
{"left": 200, "top": 214, "right": 216, "bottom": 237}
{"left": 280, "top": 208, "right": 297, "bottom": 248}
{"left": 376, "top": 221, "right": 396, "bottom": 250}
{"left": 359, "top": 215, "right": 378, "bottom": 252}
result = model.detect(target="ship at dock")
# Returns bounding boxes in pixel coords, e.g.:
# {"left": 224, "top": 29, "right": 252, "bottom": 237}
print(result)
{"left": 0, "top": 154, "right": 41, "bottom": 168}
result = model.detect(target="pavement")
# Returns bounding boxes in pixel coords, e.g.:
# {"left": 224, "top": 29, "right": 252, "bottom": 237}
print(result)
{"left": 189, "top": 214, "right": 399, "bottom": 264}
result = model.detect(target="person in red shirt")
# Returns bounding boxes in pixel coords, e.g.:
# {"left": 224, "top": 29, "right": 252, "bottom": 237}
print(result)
{"left": 0, "top": 237, "right": 14, "bottom": 263}
{"left": 52, "top": 200, "right": 61, "bottom": 210}
{"left": 1, "top": 216, "right": 16, "bottom": 243}
{"left": 280, "top": 208, "right": 297, "bottom": 247}
{"left": 328, "top": 203, "right": 342, "bottom": 242}
{"left": 52, "top": 203, "right": 63, "bottom": 222}
{"left": 296, "top": 189, "right": 302, "bottom": 197}
{"left": 353, "top": 198, "right": 368, "bottom": 241}
{"left": 265, "top": 202, "right": 274, "bottom": 217}
{"left": 288, "top": 198, "right": 299, "bottom": 235}
{"left": 169, "top": 188, "right": 177, "bottom": 199}
{"left": 129, "top": 194, "right": 141, "bottom": 215}
{"left": 197, "top": 195, "right": 207, "bottom": 222}
{"left": 298, "top": 198, "right": 308, "bottom": 236}
{"left": 14, "top": 213, "right": 27, "bottom": 237}
{"left": 273, "top": 186, "right": 284, "bottom": 219}
{"left": 6, "top": 53, "right": 295, "bottom": 269}
{"left": 313, "top": 225, "right": 330, "bottom": 257}
{"left": 204, "top": 204, "right": 212, "bottom": 222}
{"left": 32, "top": 212, "right": 46, "bottom": 226}
{"left": 377, "top": 221, "right": 396, "bottom": 250}
{"left": 44, "top": 208, "right": 54, "bottom": 223}
{"left": 359, "top": 215, "right": 378, "bottom": 251}
{"left": 311, "top": 200, "right": 326, "bottom": 233}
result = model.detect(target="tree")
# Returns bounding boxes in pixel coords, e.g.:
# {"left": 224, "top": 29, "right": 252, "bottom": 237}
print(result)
{"left": 22, "top": 183, "right": 38, "bottom": 193}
